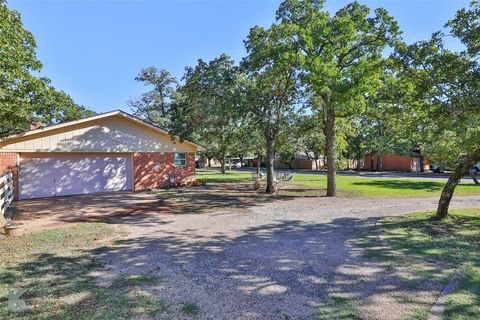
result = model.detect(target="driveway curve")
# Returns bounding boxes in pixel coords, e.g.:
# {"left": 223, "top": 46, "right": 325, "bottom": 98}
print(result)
{"left": 101, "top": 195, "right": 480, "bottom": 320}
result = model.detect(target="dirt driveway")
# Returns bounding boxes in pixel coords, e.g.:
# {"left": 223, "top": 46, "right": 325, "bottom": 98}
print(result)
{"left": 13, "top": 187, "right": 480, "bottom": 319}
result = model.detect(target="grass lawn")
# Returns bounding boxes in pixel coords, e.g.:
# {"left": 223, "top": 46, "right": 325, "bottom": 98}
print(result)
{"left": 0, "top": 223, "right": 167, "bottom": 319}
{"left": 196, "top": 169, "right": 480, "bottom": 197}
{"left": 377, "top": 209, "right": 480, "bottom": 320}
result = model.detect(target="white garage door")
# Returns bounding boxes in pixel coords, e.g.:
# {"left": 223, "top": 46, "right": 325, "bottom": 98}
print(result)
{"left": 19, "top": 155, "right": 132, "bottom": 199}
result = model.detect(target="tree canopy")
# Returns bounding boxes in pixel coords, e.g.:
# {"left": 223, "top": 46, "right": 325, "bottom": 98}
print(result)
{"left": 0, "top": 0, "right": 94, "bottom": 136}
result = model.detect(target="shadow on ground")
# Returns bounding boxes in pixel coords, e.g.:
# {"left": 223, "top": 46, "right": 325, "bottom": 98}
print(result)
{"left": 12, "top": 183, "right": 326, "bottom": 232}
{"left": 2, "top": 211, "right": 465, "bottom": 319}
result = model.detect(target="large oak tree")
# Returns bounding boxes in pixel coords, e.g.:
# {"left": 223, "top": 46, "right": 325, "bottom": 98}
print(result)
{"left": 276, "top": 0, "right": 400, "bottom": 196}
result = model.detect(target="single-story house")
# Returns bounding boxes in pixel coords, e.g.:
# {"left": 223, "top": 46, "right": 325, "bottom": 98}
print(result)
{"left": 363, "top": 151, "right": 426, "bottom": 172}
{"left": 0, "top": 110, "right": 202, "bottom": 200}
{"left": 273, "top": 152, "right": 324, "bottom": 170}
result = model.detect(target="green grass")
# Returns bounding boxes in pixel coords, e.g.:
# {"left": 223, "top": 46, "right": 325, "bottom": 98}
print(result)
{"left": 0, "top": 223, "right": 167, "bottom": 319}
{"left": 181, "top": 302, "right": 199, "bottom": 316}
{"left": 379, "top": 209, "right": 480, "bottom": 320}
{"left": 196, "top": 169, "right": 480, "bottom": 197}
{"left": 315, "top": 295, "right": 360, "bottom": 320}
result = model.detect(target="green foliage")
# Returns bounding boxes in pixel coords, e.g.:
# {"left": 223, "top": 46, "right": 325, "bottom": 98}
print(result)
{"left": 394, "top": 1, "right": 480, "bottom": 166}
{"left": 129, "top": 67, "right": 178, "bottom": 128}
{"left": 242, "top": 22, "right": 301, "bottom": 139}
{"left": 0, "top": 0, "right": 94, "bottom": 136}
{"left": 170, "top": 54, "right": 243, "bottom": 171}
{"left": 276, "top": 0, "right": 401, "bottom": 193}
{"left": 181, "top": 302, "right": 199, "bottom": 315}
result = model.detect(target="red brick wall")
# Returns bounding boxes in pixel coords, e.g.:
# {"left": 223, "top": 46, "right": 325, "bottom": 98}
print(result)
{"left": 364, "top": 153, "right": 413, "bottom": 172}
{"left": 0, "top": 152, "right": 19, "bottom": 199}
{"left": 133, "top": 152, "right": 195, "bottom": 190}
{"left": 274, "top": 159, "right": 323, "bottom": 170}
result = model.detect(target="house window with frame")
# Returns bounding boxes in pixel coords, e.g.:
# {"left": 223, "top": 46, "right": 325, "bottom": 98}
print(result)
{"left": 174, "top": 152, "right": 187, "bottom": 166}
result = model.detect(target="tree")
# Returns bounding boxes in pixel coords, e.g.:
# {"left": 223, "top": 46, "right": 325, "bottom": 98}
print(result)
{"left": 242, "top": 23, "right": 300, "bottom": 193}
{"left": 129, "top": 67, "right": 178, "bottom": 128}
{"left": 394, "top": 1, "right": 480, "bottom": 219}
{"left": 170, "top": 54, "right": 242, "bottom": 174}
{"left": 0, "top": 0, "right": 94, "bottom": 135}
{"left": 276, "top": 0, "right": 400, "bottom": 196}
{"left": 296, "top": 114, "right": 325, "bottom": 170}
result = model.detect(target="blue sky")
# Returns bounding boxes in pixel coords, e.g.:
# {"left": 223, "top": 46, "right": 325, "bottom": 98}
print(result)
{"left": 9, "top": 0, "right": 469, "bottom": 113}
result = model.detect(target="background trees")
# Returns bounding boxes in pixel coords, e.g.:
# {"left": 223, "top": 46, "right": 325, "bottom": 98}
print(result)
{"left": 129, "top": 0, "right": 477, "bottom": 215}
{"left": 129, "top": 67, "right": 178, "bottom": 128}
{"left": 394, "top": 1, "right": 480, "bottom": 219}
{"left": 0, "top": 0, "right": 94, "bottom": 136}
{"left": 169, "top": 54, "right": 242, "bottom": 174}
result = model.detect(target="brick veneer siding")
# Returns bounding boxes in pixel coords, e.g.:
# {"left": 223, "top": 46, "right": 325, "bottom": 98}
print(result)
{"left": 133, "top": 152, "right": 195, "bottom": 191}
{"left": 0, "top": 152, "right": 19, "bottom": 199}
{"left": 364, "top": 153, "right": 413, "bottom": 172}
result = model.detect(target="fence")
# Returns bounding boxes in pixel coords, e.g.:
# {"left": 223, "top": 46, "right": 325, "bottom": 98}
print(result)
{"left": 0, "top": 171, "right": 14, "bottom": 219}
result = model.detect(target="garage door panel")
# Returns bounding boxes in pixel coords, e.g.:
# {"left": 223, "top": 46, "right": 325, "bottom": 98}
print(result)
{"left": 20, "top": 155, "right": 132, "bottom": 199}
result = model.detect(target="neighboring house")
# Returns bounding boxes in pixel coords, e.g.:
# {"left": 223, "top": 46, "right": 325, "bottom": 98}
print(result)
{"left": 363, "top": 151, "right": 426, "bottom": 172}
{"left": 0, "top": 110, "right": 202, "bottom": 200}
{"left": 273, "top": 152, "right": 324, "bottom": 170}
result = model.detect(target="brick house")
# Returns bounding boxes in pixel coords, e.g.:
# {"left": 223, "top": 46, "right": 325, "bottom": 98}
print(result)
{"left": 0, "top": 110, "right": 201, "bottom": 200}
{"left": 364, "top": 151, "right": 425, "bottom": 172}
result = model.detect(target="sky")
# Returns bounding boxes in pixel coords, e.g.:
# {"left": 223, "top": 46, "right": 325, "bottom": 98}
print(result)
{"left": 9, "top": 0, "right": 470, "bottom": 114}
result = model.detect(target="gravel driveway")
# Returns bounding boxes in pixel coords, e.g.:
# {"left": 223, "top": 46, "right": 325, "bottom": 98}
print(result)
{"left": 100, "top": 195, "right": 480, "bottom": 320}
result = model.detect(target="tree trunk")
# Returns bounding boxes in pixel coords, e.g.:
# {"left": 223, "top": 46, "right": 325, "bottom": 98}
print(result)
{"left": 239, "top": 154, "right": 244, "bottom": 167}
{"left": 265, "top": 131, "right": 276, "bottom": 194}
{"left": 314, "top": 156, "right": 319, "bottom": 170}
{"left": 370, "top": 152, "right": 375, "bottom": 172}
{"left": 220, "top": 156, "right": 226, "bottom": 174}
{"left": 356, "top": 158, "right": 362, "bottom": 171}
{"left": 325, "top": 107, "right": 336, "bottom": 196}
{"left": 436, "top": 148, "right": 480, "bottom": 219}
{"left": 377, "top": 152, "right": 383, "bottom": 172}
{"left": 256, "top": 153, "right": 261, "bottom": 175}
{"left": 207, "top": 157, "right": 212, "bottom": 168}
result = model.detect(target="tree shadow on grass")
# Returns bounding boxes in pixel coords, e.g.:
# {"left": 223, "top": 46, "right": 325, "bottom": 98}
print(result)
{"left": 0, "top": 234, "right": 167, "bottom": 319}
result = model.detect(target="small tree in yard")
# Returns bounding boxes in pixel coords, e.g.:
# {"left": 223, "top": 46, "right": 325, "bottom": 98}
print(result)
{"left": 170, "top": 54, "right": 242, "bottom": 174}
{"left": 276, "top": 0, "right": 400, "bottom": 196}
{"left": 394, "top": 2, "right": 480, "bottom": 219}
{"left": 242, "top": 23, "right": 300, "bottom": 193}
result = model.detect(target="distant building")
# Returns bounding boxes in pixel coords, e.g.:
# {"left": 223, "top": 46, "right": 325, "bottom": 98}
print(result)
{"left": 363, "top": 150, "right": 427, "bottom": 172}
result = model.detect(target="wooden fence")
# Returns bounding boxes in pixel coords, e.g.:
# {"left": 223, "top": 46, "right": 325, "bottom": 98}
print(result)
{"left": 0, "top": 171, "right": 14, "bottom": 219}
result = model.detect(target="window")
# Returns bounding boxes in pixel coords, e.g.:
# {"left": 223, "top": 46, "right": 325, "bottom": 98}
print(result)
{"left": 174, "top": 153, "right": 186, "bottom": 166}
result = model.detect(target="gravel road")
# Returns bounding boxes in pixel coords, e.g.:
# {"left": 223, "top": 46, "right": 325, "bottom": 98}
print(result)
{"left": 101, "top": 195, "right": 480, "bottom": 319}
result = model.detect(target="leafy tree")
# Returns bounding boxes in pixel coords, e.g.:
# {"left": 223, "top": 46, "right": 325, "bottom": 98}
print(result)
{"left": 0, "top": 0, "right": 94, "bottom": 135}
{"left": 242, "top": 23, "right": 300, "bottom": 193}
{"left": 129, "top": 67, "right": 178, "bottom": 128}
{"left": 394, "top": 1, "right": 480, "bottom": 219}
{"left": 276, "top": 0, "right": 400, "bottom": 196}
{"left": 170, "top": 54, "right": 242, "bottom": 173}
